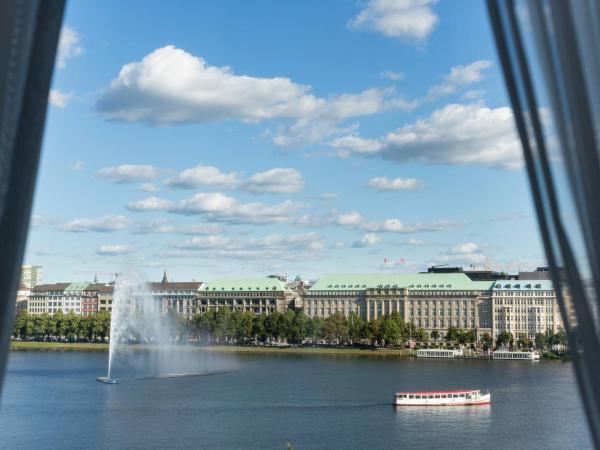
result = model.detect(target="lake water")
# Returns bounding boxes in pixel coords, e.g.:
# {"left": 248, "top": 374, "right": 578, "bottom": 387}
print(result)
{"left": 0, "top": 350, "right": 592, "bottom": 449}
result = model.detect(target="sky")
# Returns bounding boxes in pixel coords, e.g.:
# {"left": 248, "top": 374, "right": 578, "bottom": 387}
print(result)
{"left": 26, "top": 0, "right": 547, "bottom": 283}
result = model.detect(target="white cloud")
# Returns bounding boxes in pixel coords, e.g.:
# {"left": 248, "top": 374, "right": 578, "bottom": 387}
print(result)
{"left": 128, "top": 192, "right": 305, "bottom": 224}
{"left": 49, "top": 89, "right": 73, "bottom": 108}
{"left": 367, "top": 176, "right": 424, "bottom": 191}
{"left": 332, "top": 210, "right": 461, "bottom": 234}
{"left": 96, "top": 46, "right": 414, "bottom": 147}
{"left": 165, "top": 165, "right": 241, "bottom": 189}
{"left": 96, "top": 244, "right": 134, "bottom": 256}
{"left": 170, "top": 232, "right": 325, "bottom": 260}
{"left": 336, "top": 211, "right": 365, "bottom": 226}
{"left": 437, "top": 242, "right": 487, "bottom": 265}
{"left": 352, "top": 233, "right": 382, "bottom": 248}
{"left": 380, "top": 70, "right": 405, "bottom": 81}
{"left": 331, "top": 103, "right": 523, "bottom": 169}
{"left": 97, "top": 165, "right": 162, "bottom": 183}
{"left": 428, "top": 60, "right": 492, "bottom": 99}
{"left": 61, "top": 215, "right": 132, "bottom": 232}
{"left": 243, "top": 168, "right": 304, "bottom": 193}
{"left": 56, "top": 26, "right": 84, "bottom": 69}
{"left": 140, "top": 183, "right": 160, "bottom": 192}
{"left": 127, "top": 196, "right": 174, "bottom": 212}
{"left": 462, "top": 90, "right": 486, "bottom": 101}
{"left": 348, "top": 0, "right": 439, "bottom": 41}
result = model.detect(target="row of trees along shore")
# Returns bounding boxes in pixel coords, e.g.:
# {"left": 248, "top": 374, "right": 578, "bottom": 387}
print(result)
{"left": 12, "top": 309, "right": 567, "bottom": 350}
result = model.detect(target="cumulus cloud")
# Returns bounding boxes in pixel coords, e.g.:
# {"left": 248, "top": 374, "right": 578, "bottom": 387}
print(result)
{"left": 437, "top": 242, "right": 487, "bottom": 265}
{"left": 348, "top": 0, "right": 439, "bottom": 41}
{"left": 49, "top": 89, "right": 73, "bottom": 108}
{"left": 97, "top": 164, "right": 162, "bottom": 183}
{"left": 127, "top": 192, "right": 305, "bottom": 224}
{"left": 243, "top": 168, "right": 304, "bottom": 193}
{"left": 165, "top": 165, "right": 305, "bottom": 194}
{"left": 331, "top": 103, "right": 522, "bottom": 169}
{"left": 405, "top": 238, "right": 429, "bottom": 245}
{"left": 367, "top": 176, "right": 424, "bottom": 191}
{"left": 352, "top": 233, "right": 382, "bottom": 248}
{"left": 380, "top": 70, "right": 405, "bottom": 81}
{"left": 165, "top": 165, "right": 241, "bottom": 189}
{"left": 169, "top": 232, "right": 325, "bottom": 260}
{"left": 96, "top": 244, "right": 134, "bottom": 256}
{"left": 95, "top": 46, "right": 414, "bottom": 147}
{"left": 330, "top": 211, "right": 462, "bottom": 234}
{"left": 61, "top": 215, "right": 132, "bottom": 232}
{"left": 428, "top": 60, "right": 492, "bottom": 99}
{"left": 56, "top": 26, "right": 84, "bottom": 69}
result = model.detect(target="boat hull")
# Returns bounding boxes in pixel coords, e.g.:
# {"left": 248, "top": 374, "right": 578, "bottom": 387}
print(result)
{"left": 394, "top": 392, "right": 491, "bottom": 406}
{"left": 97, "top": 376, "right": 119, "bottom": 384}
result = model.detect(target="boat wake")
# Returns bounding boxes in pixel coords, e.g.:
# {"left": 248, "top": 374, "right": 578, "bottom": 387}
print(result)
{"left": 136, "top": 370, "right": 234, "bottom": 380}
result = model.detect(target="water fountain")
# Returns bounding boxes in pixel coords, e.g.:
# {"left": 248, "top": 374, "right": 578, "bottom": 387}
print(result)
{"left": 98, "top": 271, "right": 236, "bottom": 384}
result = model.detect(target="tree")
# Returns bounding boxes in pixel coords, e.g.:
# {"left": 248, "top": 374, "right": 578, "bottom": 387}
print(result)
{"left": 431, "top": 330, "right": 440, "bottom": 341}
{"left": 496, "top": 331, "right": 513, "bottom": 349}
{"left": 287, "top": 312, "right": 308, "bottom": 344}
{"left": 535, "top": 332, "right": 548, "bottom": 349}
{"left": 306, "top": 317, "right": 324, "bottom": 339}
{"left": 323, "top": 313, "right": 347, "bottom": 342}
{"left": 13, "top": 311, "right": 29, "bottom": 339}
{"left": 416, "top": 327, "right": 428, "bottom": 344}
{"left": 347, "top": 312, "right": 364, "bottom": 343}
{"left": 480, "top": 332, "right": 493, "bottom": 350}
{"left": 445, "top": 327, "right": 460, "bottom": 343}
{"left": 517, "top": 333, "right": 531, "bottom": 349}
{"left": 381, "top": 317, "right": 401, "bottom": 346}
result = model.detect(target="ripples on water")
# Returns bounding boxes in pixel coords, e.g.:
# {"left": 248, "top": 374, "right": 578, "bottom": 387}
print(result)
{"left": 0, "top": 351, "right": 592, "bottom": 450}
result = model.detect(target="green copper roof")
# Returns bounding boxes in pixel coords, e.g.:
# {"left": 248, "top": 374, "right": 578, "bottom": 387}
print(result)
{"left": 309, "top": 273, "right": 495, "bottom": 292}
{"left": 492, "top": 280, "right": 554, "bottom": 290}
{"left": 65, "top": 282, "right": 90, "bottom": 292}
{"left": 202, "top": 277, "right": 291, "bottom": 292}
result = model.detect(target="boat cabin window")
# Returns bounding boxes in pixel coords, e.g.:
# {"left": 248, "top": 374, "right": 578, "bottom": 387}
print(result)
{"left": 435, "top": 395, "right": 441, "bottom": 399}
{"left": 409, "top": 395, "right": 414, "bottom": 399}
{"left": 415, "top": 395, "right": 421, "bottom": 399}
{"left": 453, "top": 394, "right": 459, "bottom": 398}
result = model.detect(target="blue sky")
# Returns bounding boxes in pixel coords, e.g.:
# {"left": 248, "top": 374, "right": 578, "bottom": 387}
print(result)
{"left": 28, "top": 0, "right": 546, "bottom": 283}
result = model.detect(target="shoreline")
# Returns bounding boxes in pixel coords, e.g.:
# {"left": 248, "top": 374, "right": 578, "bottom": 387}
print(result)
{"left": 8, "top": 342, "right": 569, "bottom": 360}
{"left": 9, "top": 341, "right": 413, "bottom": 357}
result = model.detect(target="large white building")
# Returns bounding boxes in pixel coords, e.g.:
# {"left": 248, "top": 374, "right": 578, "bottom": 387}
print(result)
{"left": 491, "top": 280, "right": 563, "bottom": 340}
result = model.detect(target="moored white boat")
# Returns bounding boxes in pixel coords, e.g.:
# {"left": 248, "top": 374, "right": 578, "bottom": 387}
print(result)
{"left": 492, "top": 350, "right": 540, "bottom": 360}
{"left": 394, "top": 389, "right": 491, "bottom": 406}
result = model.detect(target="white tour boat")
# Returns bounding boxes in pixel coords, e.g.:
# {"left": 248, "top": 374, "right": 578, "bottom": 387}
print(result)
{"left": 416, "top": 348, "right": 463, "bottom": 358}
{"left": 394, "top": 389, "right": 491, "bottom": 406}
{"left": 492, "top": 350, "right": 540, "bottom": 360}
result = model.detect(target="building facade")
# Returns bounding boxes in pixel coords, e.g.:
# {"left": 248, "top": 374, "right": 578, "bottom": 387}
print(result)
{"left": 150, "top": 282, "right": 203, "bottom": 319}
{"left": 305, "top": 274, "right": 496, "bottom": 339}
{"left": 20, "top": 265, "right": 42, "bottom": 289}
{"left": 82, "top": 283, "right": 105, "bottom": 316}
{"left": 29, "top": 283, "right": 70, "bottom": 315}
{"left": 198, "top": 277, "right": 295, "bottom": 315}
{"left": 98, "top": 285, "right": 114, "bottom": 312}
{"left": 491, "top": 280, "right": 562, "bottom": 340}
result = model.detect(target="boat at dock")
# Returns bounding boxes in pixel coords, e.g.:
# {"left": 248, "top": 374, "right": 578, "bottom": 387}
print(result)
{"left": 394, "top": 389, "right": 491, "bottom": 406}
{"left": 416, "top": 348, "right": 463, "bottom": 358}
{"left": 97, "top": 376, "right": 119, "bottom": 384}
{"left": 492, "top": 350, "right": 540, "bottom": 360}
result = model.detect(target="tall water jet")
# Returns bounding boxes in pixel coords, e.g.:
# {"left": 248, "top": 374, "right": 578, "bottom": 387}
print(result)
{"left": 101, "top": 271, "right": 236, "bottom": 383}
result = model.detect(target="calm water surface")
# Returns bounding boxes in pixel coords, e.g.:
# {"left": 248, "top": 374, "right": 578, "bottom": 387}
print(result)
{"left": 0, "top": 350, "right": 592, "bottom": 449}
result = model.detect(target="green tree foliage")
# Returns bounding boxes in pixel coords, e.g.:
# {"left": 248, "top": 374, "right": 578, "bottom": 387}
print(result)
{"left": 496, "top": 331, "right": 514, "bottom": 348}
{"left": 480, "top": 332, "right": 493, "bottom": 350}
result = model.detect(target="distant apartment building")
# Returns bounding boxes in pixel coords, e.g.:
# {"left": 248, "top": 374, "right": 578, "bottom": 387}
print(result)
{"left": 305, "top": 274, "right": 495, "bottom": 339}
{"left": 198, "top": 277, "right": 295, "bottom": 315}
{"left": 20, "top": 265, "right": 42, "bottom": 289}
{"left": 491, "top": 280, "right": 562, "bottom": 340}
{"left": 98, "top": 285, "right": 114, "bottom": 312}
{"left": 29, "top": 283, "right": 70, "bottom": 315}
{"left": 82, "top": 283, "right": 105, "bottom": 316}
